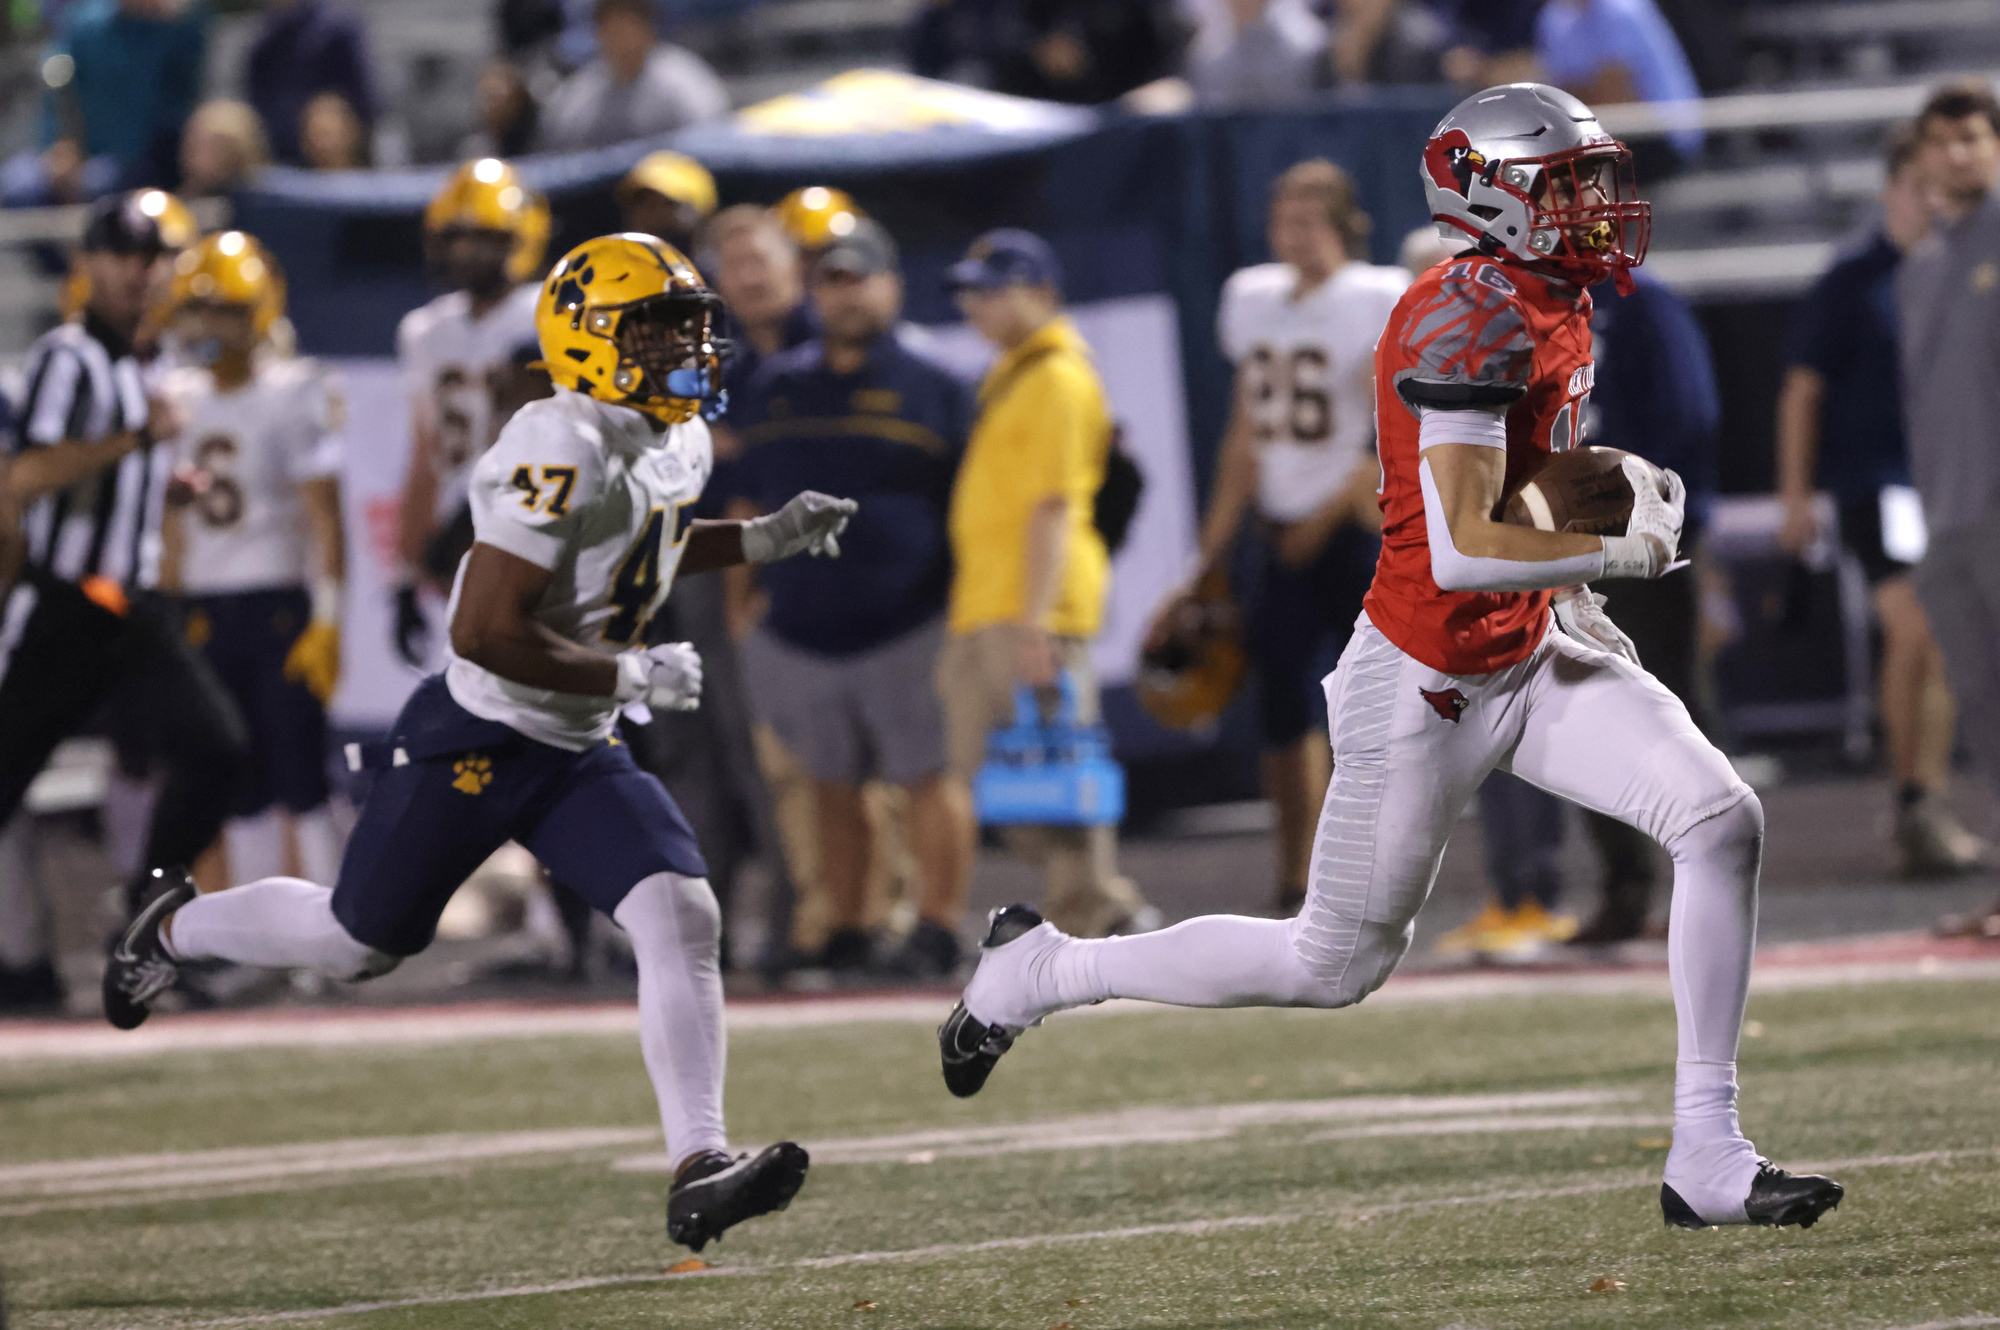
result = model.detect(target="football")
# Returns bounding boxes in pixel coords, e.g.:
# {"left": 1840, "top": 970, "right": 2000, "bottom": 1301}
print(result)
{"left": 1496, "top": 446, "right": 1662, "bottom": 536}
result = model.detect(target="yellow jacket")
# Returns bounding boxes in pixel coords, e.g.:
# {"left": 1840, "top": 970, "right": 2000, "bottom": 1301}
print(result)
{"left": 947, "top": 316, "right": 1111, "bottom": 637}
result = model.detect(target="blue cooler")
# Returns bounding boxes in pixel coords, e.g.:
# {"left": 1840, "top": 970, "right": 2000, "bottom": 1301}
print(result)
{"left": 972, "top": 674, "right": 1126, "bottom": 827}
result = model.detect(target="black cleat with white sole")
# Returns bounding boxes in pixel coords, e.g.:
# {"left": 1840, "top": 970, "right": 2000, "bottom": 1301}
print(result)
{"left": 667, "top": 1142, "right": 810, "bottom": 1252}
{"left": 1662, "top": 1163, "right": 1845, "bottom": 1230}
{"left": 938, "top": 903, "right": 1044, "bottom": 1099}
{"left": 102, "top": 869, "right": 195, "bottom": 1031}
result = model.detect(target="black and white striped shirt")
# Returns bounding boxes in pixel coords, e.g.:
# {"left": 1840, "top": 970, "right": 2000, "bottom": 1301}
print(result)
{"left": 12, "top": 312, "right": 163, "bottom": 588}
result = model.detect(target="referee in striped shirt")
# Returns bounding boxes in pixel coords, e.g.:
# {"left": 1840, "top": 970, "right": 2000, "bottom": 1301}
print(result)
{"left": 0, "top": 193, "right": 248, "bottom": 920}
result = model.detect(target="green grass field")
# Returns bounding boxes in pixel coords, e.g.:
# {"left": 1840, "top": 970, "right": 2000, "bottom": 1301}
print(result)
{"left": 5, "top": 976, "right": 1998, "bottom": 1329}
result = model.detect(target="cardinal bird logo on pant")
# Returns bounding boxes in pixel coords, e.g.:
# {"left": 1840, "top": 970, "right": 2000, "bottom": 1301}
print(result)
{"left": 1419, "top": 687, "right": 1469, "bottom": 723}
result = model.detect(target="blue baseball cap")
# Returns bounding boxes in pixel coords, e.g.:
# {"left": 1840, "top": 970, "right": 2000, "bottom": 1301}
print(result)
{"left": 945, "top": 229, "right": 1063, "bottom": 294}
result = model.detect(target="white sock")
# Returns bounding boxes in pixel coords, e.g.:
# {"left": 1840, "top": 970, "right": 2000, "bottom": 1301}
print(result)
{"left": 1661, "top": 795, "right": 1767, "bottom": 1221}
{"left": 293, "top": 804, "right": 344, "bottom": 886}
{"left": 614, "top": 873, "right": 728, "bottom": 1172}
{"left": 164, "top": 877, "right": 394, "bottom": 981}
{"left": 967, "top": 916, "right": 1330, "bottom": 1030}
{"left": 224, "top": 810, "right": 286, "bottom": 885}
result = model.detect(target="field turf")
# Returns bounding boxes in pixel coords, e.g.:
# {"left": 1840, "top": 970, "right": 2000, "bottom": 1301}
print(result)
{"left": 3, "top": 975, "right": 1997, "bottom": 1329}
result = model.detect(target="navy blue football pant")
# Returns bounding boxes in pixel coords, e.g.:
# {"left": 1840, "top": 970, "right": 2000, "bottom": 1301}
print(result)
{"left": 332, "top": 676, "right": 708, "bottom": 957}
{"left": 187, "top": 586, "right": 331, "bottom": 817}
{"left": 1246, "top": 521, "right": 1381, "bottom": 748}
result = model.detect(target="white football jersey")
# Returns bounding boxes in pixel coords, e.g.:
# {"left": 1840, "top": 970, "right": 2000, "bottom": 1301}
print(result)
{"left": 164, "top": 358, "right": 344, "bottom": 594}
{"left": 1218, "top": 260, "right": 1410, "bottom": 523}
{"left": 445, "top": 388, "right": 713, "bottom": 752}
{"left": 396, "top": 282, "right": 541, "bottom": 521}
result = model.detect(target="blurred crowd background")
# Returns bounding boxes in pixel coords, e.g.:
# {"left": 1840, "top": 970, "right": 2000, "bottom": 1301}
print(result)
{"left": 3, "top": 0, "right": 2000, "bottom": 1017}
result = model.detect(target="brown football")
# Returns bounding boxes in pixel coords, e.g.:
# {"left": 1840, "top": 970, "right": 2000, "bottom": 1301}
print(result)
{"left": 1497, "top": 446, "right": 1659, "bottom": 536}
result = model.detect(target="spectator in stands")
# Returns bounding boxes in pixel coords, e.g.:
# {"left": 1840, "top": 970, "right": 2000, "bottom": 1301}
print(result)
{"left": 1897, "top": 81, "right": 2000, "bottom": 937}
{"left": 705, "top": 205, "right": 814, "bottom": 406}
{"left": 1534, "top": 0, "right": 1703, "bottom": 167}
{"left": 617, "top": 150, "right": 716, "bottom": 253}
{"left": 459, "top": 62, "right": 542, "bottom": 160}
{"left": 1326, "top": 0, "right": 1448, "bottom": 87}
{"left": 1778, "top": 126, "right": 1983, "bottom": 879}
{"left": 908, "top": 0, "right": 1186, "bottom": 106}
{"left": 1431, "top": 0, "right": 1540, "bottom": 89}
{"left": 941, "top": 229, "right": 1151, "bottom": 937}
{"left": 178, "top": 101, "right": 270, "bottom": 198}
{"left": 1185, "top": 0, "right": 1325, "bottom": 109}
{"left": 538, "top": 0, "right": 728, "bottom": 153}
{"left": 721, "top": 221, "right": 977, "bottom": 978}
{"left": 244, "top": 0, "right": 376, "bottom": 168}
{"left": 298, "top": 91, "right": 368, "bottom": 171}
{"left": 39, "top": 0, "right": 207, "bottom": 188}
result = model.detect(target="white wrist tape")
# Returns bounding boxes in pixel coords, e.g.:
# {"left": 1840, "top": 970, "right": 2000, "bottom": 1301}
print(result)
{"left": 613, "top": 650, "right": 650, "bottom": 703}
{"left": 310, "top": 577, "right": 342, "bottom": 626}
{"left": 1418, "top": 457, "right": 1607, "bottom": 592}
{"left": 1598, "top": 533, "right": 1661, "bottom": 580}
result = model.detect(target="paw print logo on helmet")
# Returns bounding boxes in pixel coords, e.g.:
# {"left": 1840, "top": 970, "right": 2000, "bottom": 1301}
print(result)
{"left": 535, "top": 233, "right": 731, "bottom": 425}
{"left": 1420, "top": 82, "right": 1651, "bottom": 292}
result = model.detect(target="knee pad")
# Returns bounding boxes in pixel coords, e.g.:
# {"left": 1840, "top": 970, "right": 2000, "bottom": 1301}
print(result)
{"left": 1671, "top": 790, "right": 1764, "bottom": 869}
{"left": 1284, "top": 918, "right": 1413, "bottom": 1009}
{"left": 617, "top": 872, "right": 721, "bottom": 955}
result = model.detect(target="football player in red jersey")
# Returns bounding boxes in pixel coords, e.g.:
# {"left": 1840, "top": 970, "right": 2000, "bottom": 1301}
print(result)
{"left": 937, "top": 84, "right": 1846, "bottom": 1233}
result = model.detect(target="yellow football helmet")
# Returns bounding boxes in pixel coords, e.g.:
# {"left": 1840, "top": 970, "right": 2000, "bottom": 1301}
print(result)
{"left": 425, "top": 158, "right": 550, "bottom": 284}
{"left": 774, "top": 185, "right": 862, "bottom": 250}
{"left": 172, "top": 231, "right": 287, "bottom": 336}
{"left": 536, "top": 233, "right": 727, "bottom": 426}
{"left": 617, "top": 151, "right": 718, "bottom": 218}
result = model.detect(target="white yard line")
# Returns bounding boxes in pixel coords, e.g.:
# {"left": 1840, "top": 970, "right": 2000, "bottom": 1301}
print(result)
{"left": 180, "top": 1145, "right": 2000, "bottom": 1329}
{"left": 0, "top": 1089, "right": 1644, "bottom": 1210}
{"left": 7, "top": 953, "right": 1997, "bottom": 1064}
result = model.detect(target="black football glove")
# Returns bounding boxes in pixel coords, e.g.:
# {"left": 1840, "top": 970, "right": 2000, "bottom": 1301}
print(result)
{"left": 392, "top": 584, "right": 429, "bottom": 669}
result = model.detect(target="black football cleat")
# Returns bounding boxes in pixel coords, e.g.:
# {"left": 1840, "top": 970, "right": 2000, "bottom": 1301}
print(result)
{"left": 103, "top": 869, "right": 196, "bottom": 1031}
{"left": 937, "top": 903, "right": 1044, "bottom": 1099}
{"left": 667, "top": 1142, "right": 810, "bottom": 1252}
{"left": 1662, "top": 1163, "right": 1845, "bottom": 1230}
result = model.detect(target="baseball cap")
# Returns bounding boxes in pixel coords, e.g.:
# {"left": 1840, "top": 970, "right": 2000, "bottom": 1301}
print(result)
{"left": 80, "top": 192, "right": 167, "bottom": 259}
{"left": 945, "top": 228, "right": 1061, "bottom": 293}
{"left": 815, "top": 217, "right": 898, "bottom": 279}
{"left": 617, "top": 151, "right": 718, "bottom": 217}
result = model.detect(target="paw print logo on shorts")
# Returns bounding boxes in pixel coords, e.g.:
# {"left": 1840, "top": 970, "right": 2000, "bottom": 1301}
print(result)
{"left": 451, "top": 754, "right": 494, "bottom": 795}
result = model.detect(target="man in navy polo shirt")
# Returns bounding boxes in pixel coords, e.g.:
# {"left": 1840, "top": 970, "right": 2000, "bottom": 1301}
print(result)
{"left": 723, "top": 218, "right": 978, "bottom": 978}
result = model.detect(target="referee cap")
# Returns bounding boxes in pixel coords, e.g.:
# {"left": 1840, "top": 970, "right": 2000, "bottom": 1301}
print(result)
{"left": 80, "top": 192, "right": 167, "bottom": 259}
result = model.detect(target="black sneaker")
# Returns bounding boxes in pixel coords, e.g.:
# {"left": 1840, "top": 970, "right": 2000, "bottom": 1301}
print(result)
{"left": 666, "top": 1142, "right": 810, "bottom": 1252}
{"left": 103, "top": 869, "right": 195, "bottom": 1030}
{"left": 875, "top": 918, "right": 962, "bottom": 981}
{"left": 1662, "top": 1163, "right": 1845, "bottom": 1230}
{"left": 937, "top": 903, "right": 1043, "bottom": 1099}
{"left": 812, "top": 926, "right": 874, "bottom": 972}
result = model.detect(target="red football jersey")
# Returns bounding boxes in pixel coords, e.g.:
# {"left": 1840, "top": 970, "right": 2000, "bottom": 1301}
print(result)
{"left": 1362, "top": 255, "right": 1596, "bottom": 676}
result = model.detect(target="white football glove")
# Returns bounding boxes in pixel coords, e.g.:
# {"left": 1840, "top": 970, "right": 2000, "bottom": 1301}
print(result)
{"left": 613, "top": 641, "right": 704, "bottom": 712}
{"left": 1552, "top": 586, "right": 1639, "bottom": 666}
{"left": 1599, "top": 457, "right": 1686, "bottom": 580}
{"left": 740, "top": 491, "right": 859, "bottom": 564}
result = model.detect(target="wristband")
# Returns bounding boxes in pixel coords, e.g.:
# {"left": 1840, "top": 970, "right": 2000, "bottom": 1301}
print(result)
{"left": 310, "top": 577, "right": 343, "bottom": 626}
{"left": 1598, "top": 533, "right": 1658, "bottom": 580}
{"left": 613, "top": 650, "right": 650, "bottom": 703}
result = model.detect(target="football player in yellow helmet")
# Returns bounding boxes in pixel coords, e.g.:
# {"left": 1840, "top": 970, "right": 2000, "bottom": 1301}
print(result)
{"left": 773, "top": 185, "right": 863, "bottom": 251}
{"left": 616, "top": 151, "right": 717, "bottom": 253}
{"left": 393, "top": 159, "right": 549, "bottom": 669}
{"left": 157, "top": 229, "right": 350, "bottom": 887}
{"left": 536, "top": 232, "right": 730, "bottom": 425}
{"left": 63, "top": 188, "right": 203, "bottom": 342}
{"left": 424, "top": 157, "right": 551, "bottom": 296}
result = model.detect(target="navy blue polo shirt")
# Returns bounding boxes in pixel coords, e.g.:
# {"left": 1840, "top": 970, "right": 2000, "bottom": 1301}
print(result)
{"left": 1783, "top": 232, "right": 1911, "bottom": 501}
{"left": 720, "top": 330, "right": 973, "bottom": 656}
{"left": 1589, "top": 269, "right": 1720, "bottom": 533}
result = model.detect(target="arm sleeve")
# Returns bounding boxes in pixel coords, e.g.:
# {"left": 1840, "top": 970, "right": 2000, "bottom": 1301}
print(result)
{"left": 287, "top": 369, "right": 346, "bottom": 482}
{"left": 1417, "top": 409, "right": 1607, "bottom": 592}
{"left": 467, "top": 410, "right": 601, "bottom": 570}
{"left": 1394, "top": 266, "right": 1535, "bottom": 412}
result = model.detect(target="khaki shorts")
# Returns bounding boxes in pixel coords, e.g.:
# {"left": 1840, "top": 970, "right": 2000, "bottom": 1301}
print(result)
{"left": 936, "top": 625, "right": 1102, "bottom": 780}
